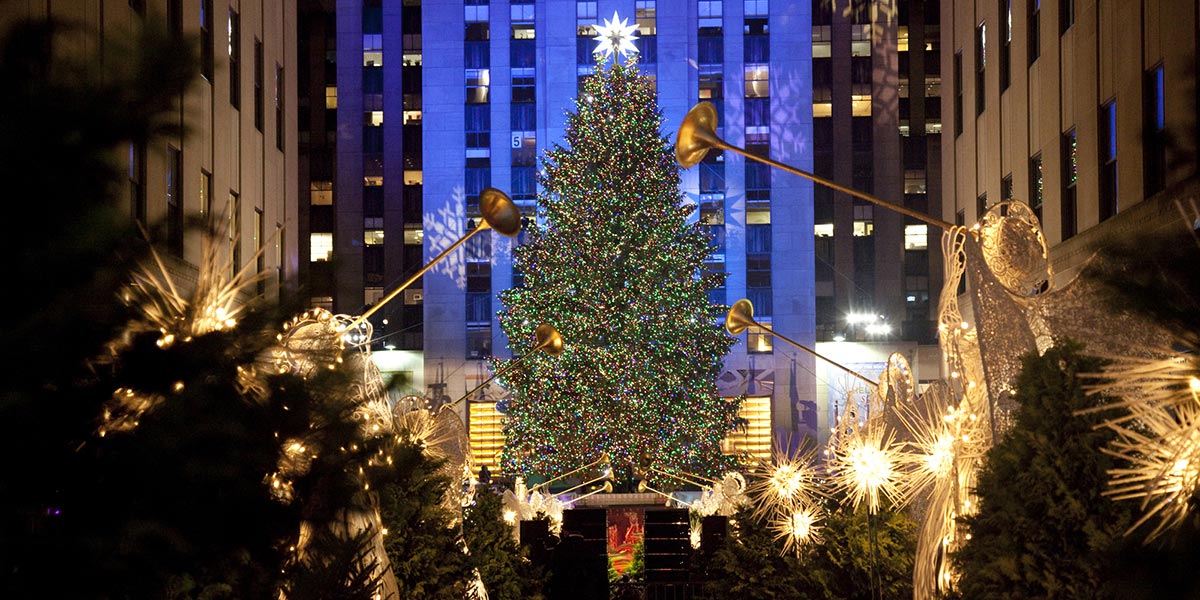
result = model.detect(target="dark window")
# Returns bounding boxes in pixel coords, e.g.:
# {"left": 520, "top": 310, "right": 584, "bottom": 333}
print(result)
{"left": 746, "top": 161, "right": 770, "bottom": 200}
{"left": 813, "top": 0, "right": 832, "bottom": 26}
{"left": 1099, "top": 100, "right": 1117, "bottom": 221}
{"left": 744, "top": 35, "right": 769, "bottom": 63}
{"left": 1001, "top": 173, "right": 1013, "bottom": 200}
{"left": 511, "top": 103, "right": 535, "bottom": 131}
{"left": 364, "top": 246, "right": 384, "bottom": 284}
{"left": 813, "top": 57, "right": 832, "bottom": 102}
{"left": 465, "top": 105, "right": 489, "bottom": 148}
{"left": 129, "top": 141, "right": 146, "bottom": 224}
{"left": 201, "top": 169, "right": 212, "bottom": 219}
{"left": 511, "top": 166, "right": 536, "bottom": 201}
{"left": 1059, "top": 0, "right": 1074, "bottom": 34}
{"left": 465, "top": 41, "right": 489, "bottom": 69}
{"left": 228, "top": 9, "right": 240, "bottom": 108}
{"left": 130, "top": 0, "right": 145, "bottom": 16}
{"left": 254, "top": 39, "right": 263, "bottom": 131}
{"left": 200, "top": 0, "right": 213, "bottom": 79}
{"left": 166, "top": 146, "right": 183, "bottom": 257}
{"left": 511, "top": 39, "right": 535, "bottom": 68}
{"left": 1029, "top": 0, "right": 1041, "bottom": 64}
{"left": 1144, "top": 65, "right": 1166, "bottom": 196}
{"left": 815, "top": 235, "right": 833, "bottom": 282}
{"left": 512, "top": 70, "right": 535, "bottom": 103}
{"left": 699, "top": 161, "right": 725, "bottom": 194}
{"left": 229, "top": 191, "right": 241, "bottom": 276}
{"left": 465, "top": 164, "right": 490, "bottom": 206}
{"left": 363, "top": 4, "right": 382, "bottom": 34}
{"left": 1029, "top": 153, "right": 1044, "bottom": 223}
{"left": 639, "top": 36, "right": 657, "bottom": 64}
{"left": 976, "top": 192, "right": 987, "bottom": 220}
{"left": 1062, "top": 129, "right": 1077, "bottom": 239}
{"left": 1000, "top": 0, "right": 1011, "bottom": 91}
{"left": 975, "top": 22, "right": 986, "bottom": 115}
{"left": 576, "top": 37, "right": 594, "bottom": 65}
{"left": 698, "top": 35, "right": 722, "bottom": 65}
{"left": 275, "top": 64, "right": 284, "bottom": 150}
{"left": 363, "top": 127, "right": 384, "bottom": 153}
{"left": 746, "top": 223, "right": 771, "bottom": 254}
{"left": 954, "top": 51, "right": 963, "bottom": 136}
{"left": 745, "top": 98, "right": 769, "bottom": 127}
{"left": 465, "top": 22, "right": 489, "bottom": 42}
{"left": 168, "top": 0, "right": 182, "bottom": 37}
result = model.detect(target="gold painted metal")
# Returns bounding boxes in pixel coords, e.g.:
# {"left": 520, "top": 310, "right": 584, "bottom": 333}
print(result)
{"left": 569, "top": 479, "right": 615, "bottom": 503}
{"left": 447, "top": 323, "right": 565, "bottom": 409}
{"left": 552, "top": 473, "right": 614, "bottom": 500}
{"left": 636, "top": 479, "right": 681, "bottom": 504}
{"left": 676, "top": 102, "right": 955, "bottom": 231}
{"left": 531, "top": 452, "right": 611, "bottom": 493}
{"left": 349, "top": 188, "right": 521, "bottom": 330}
{"left": 726, "top": 299, "right": 879, "bottom": 388}
{"left": 647, "top": 465, "right": 719, "bottom": 488}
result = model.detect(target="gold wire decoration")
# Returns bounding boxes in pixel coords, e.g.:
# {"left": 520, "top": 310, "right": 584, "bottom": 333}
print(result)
{"left": 977, "top": 201, "right": 1052, "bottom": 299}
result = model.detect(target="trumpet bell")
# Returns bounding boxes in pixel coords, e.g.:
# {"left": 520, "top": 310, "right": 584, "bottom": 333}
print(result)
{"left": 675, "top": 102, "right": 721, "bottom": 169}
{"left": 479, "top": 188, "right": 522, "bottom": 237}
{"left": 600, "top": 480, "right": 614, "bottom": 493}
{"left": 534, "top": 323, "right": 565, "bottom": 356}
{"left": 636, "top": 480, "right": 649, "bottom": 493}
{"left": 725, "top": 299, "right": 757, "bottom": 335}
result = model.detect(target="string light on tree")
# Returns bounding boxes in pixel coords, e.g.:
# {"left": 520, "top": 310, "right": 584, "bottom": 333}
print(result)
{"left": 496, "top": 41, "right": 738, "bottom": 482}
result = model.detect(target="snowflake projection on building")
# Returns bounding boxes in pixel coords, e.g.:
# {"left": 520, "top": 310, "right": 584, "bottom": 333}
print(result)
{"left": 592, "top": 11, "right": 639, "bottom": 61}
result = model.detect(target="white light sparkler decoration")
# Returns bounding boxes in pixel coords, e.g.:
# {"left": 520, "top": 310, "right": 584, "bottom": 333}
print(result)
{"left": 770, "top": 502, "right": 824, "bottom": 556}
{"left": 746, "top": 443, "right": 823, "bottom": 521}
{"left": 1084, "top": 353, "right": 1200, "bottom": 542}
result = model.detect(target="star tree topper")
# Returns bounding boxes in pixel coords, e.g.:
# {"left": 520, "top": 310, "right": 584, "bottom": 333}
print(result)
{"left": 592, "top": 11, "right": 640, "bottom": 61}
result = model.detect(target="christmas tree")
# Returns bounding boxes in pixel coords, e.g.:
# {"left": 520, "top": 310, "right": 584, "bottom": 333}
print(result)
{"left": 496, "top": 47, "right": 740, "bottom": 482}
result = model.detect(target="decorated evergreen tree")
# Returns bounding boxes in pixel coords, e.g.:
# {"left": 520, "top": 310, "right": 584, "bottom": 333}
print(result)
{"left": 496, "top": 46, "right": 740, "bottom": 482}
{"left": 952, "top": 343, "right": 1131, "bottom": 598}
{"left": 463, "top": 486, "right": 546, "bottom": 600}
{"left": 376, "top": 443, "right": 472, "bottom": 600}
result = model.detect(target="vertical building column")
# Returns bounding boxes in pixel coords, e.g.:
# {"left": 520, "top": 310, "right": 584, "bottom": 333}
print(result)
{"left": 769, "top": 0, "right": 814, "bottom": 442}
{"left": 423, "top": 2, "right": 469, "bottom": 398}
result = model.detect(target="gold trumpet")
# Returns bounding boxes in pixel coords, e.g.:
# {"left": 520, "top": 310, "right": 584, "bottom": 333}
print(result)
{"left": 676, "top": 102, "right": 954, "bottom": 231}
{"left": 530, "top": 452, "right": 611, "bottom": 493}
{"left": 347, "top": 188, "right": 521, "bottom": 331}
{"left": 646, "top": 465, "right": 719, "bottom": 489}
{"left": 636, "top": 479, "right": 686, "bottom": 505}
{"left": 553, "top": 477, "right": 614, "bottom": 502}
{"left": 727, "top": 299, "right": 878, "bottom": 388}
{"left": 444, "top": 323, "right": 565, "bottom": 409}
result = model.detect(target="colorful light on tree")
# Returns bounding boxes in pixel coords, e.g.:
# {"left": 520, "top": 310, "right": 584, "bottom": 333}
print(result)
{"left": 495, "top": 56, "right": 740, "bottom": 482}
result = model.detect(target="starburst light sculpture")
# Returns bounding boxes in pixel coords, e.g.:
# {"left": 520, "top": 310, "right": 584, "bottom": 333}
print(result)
{"left": 1084, "top": 352, "right": 1200, "bottom": 541}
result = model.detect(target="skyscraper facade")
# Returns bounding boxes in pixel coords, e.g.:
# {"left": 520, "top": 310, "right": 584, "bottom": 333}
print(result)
{"left": 6, "top": 0, "right": 300, "bottom": 301}
{"left": 305, "top": 0, "right": 815, "bottom": 467}
{"left": 942, "top": 0, "right": 1198, "bottom": 278}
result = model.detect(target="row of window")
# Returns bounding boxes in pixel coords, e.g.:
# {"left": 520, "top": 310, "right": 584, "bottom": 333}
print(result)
{"left": 955, "top": 0, "right": 1079, "bottom": 132}
{"left": 967, "top": 63, "right": 1166, "bottom": 242}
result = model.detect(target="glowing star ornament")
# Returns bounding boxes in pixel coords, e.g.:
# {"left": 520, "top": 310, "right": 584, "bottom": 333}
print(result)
{"left": 592, "top": 11, "right": 639, "bottom": 61}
